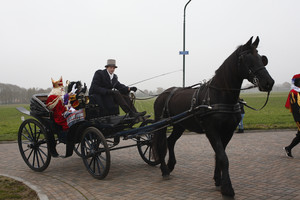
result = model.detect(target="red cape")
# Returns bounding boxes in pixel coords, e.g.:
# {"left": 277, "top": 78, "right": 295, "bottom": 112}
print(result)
{"left": 285, "top": 89, "right": 298, "bottom": 110}
{"left": 46, "top": 95, "right": 68, "bottom": 130}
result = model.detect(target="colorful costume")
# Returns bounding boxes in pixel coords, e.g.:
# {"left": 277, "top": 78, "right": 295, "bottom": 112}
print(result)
{"left": 284, "top": 74, "right": 300, "bottom": 158}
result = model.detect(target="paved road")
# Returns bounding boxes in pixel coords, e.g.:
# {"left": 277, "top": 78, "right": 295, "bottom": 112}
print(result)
{"left": 0, "top": 130, "right": 299, "bottom": 200}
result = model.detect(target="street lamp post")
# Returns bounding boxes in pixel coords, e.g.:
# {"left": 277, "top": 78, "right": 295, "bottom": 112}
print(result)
{"left": 182, "top": 0, "right": 192, "bottom": 87}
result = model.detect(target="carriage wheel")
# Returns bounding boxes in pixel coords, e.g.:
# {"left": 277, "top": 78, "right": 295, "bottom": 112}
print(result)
{"left": 18, "top": 118, "right": 51, "bottom": 172}
{"left": 81, "top": 127, "right": 110, "bottom": 179}
{"left": 137, "top": 119, "right": 160, "bottom": 166}
{"left": 73, "top": 142, "right": 82, "bottom": 157}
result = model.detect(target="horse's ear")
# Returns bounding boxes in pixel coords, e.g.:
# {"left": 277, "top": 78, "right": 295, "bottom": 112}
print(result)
{"left": 261, "top": 55, "right": 268, "bottom": 66}
{"left": 252, "top": 36, "right": 260, "bottom": 48}
{"left": 245, "top": 36, "right": 253, "bottom": 47}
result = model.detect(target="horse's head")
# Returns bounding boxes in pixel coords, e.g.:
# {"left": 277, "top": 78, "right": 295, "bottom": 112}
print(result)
{"left": 238, "top": 37, "right": 274, "bottom": 92}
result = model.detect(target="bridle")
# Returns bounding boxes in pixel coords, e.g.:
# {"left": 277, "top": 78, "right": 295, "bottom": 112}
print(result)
{"left": 238, "top": 49, "right": 267, "bottom": 87}
{"left": 206, "top": 49, "right": 270, "bottom": 111}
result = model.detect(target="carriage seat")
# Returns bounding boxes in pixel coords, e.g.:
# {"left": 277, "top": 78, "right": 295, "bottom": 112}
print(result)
{"left": 88, "top": 94, "right": 119, "bottom": 117}
{"left": 30, "top": 93, "right": 51, "bottom": 118}
{"left": 30, "top": 93, "right": 63, "bottom": 129}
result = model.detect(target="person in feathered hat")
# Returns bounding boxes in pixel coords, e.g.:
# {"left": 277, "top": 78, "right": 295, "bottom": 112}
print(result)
{"left": 46, "top": 76, "right": 69, "bottom": 131}
{"left": 284, "top": 74, "right": 300, "bottom": 158}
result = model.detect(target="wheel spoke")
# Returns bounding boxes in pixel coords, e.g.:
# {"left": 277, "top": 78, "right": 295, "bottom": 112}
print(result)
{"left": 97, "top": 155, "right": 106, "bottom": 169}
{"left": 23, "top": 147, "right": 31, "bottom": 153}
{"left": 37, "top": 147, "right": 47, "bottom": 162}
{"left": 34, "top": 124, "right": 37, "bottom": 141}
{"left": 26, "top": 148, "right": 34, "bottom": 161}
{"left": 85, "top": 135, "right": 93, "bottom": 150}
{"left": 21, "top": 132, "right": 32, "bottom": 142}
{"left": 95, "top": 156, "right": 103, "bottom": 175}
{"left": 21, "top": 140, "right": 32, "bottom": 146}
{"left": 142, "top": 145, "right": 150, "bottom": 156}
{"left": 28, "top": 123, "right": 35, "bottom": 142}
{"left": 93, "top": 157, "right": 97, "bottom": 173}
{"left": 89, "top": 157, "right": 95, "bottom": 171}
{"left": 35, "top": 149, "right": 41, "bottom": 168}
{"left": 35, "top": 126, "right": 41, "bottom": 141}
{"left": 23, "top": 126, "right": 33, "bottom": 141}
{"left": 32, "top": 149, "right": 36, "bottom": 167}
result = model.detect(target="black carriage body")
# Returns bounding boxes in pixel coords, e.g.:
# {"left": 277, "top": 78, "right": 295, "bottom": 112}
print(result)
{"left": 27, "top": 94, "right": 139, "bottom": 144}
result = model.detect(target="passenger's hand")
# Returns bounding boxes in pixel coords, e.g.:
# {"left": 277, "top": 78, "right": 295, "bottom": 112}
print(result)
{"left": 70, "top": 84, "right": 77, "bottom": 94}
{"left": 130, "top": 87, "right": 137, "bottom": 92}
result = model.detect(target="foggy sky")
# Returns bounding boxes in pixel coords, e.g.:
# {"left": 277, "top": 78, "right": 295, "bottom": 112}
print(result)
{"left": 0, "top": 0, "right": 299, "bottom": 90}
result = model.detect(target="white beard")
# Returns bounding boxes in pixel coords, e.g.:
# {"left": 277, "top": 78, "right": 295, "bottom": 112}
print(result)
{"left": 48, "top": 87, "right": 65, "bottom": 96}
{"left": 47, "top": 87, "right": 66, "bottom": 110}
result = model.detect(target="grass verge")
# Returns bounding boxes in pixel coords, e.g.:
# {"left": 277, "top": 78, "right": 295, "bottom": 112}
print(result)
{"left": 0, "top": 175, "right": 38, "bottom": 200}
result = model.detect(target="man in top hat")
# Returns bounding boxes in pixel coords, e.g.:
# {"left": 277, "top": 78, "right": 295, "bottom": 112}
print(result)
{"left": 284, "top": 74, "right": 300, "bottom": 158}
{"left": 89, "top": 59, "right": 145, "bottom": 118}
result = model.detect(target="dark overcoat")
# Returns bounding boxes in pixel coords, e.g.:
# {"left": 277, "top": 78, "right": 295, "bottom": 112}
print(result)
{"left": 89, "top": 69, "right": 129, "bottom": 116}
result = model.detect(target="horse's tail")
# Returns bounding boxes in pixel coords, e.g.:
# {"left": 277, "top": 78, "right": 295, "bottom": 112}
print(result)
{"left": 152, "top": 92, "right": 169, "bottom": 162}
{"left": 152, "top": 127, "right": 167, "bottom": 162}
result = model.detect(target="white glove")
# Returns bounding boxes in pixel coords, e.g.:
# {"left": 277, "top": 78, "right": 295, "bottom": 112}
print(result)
{"left": 70, "top": 84, "right": 77, "bottom": 94}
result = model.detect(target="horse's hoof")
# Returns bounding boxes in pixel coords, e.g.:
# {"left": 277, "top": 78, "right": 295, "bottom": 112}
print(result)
{"left": 214, "top": 177, "right": 221, "bottom": 187}
{"left": 162, "top": 174, "right": 170, "bottom": 180}
{"left": 167, "top": 161, "right": 176, "bottom": 172}
{"left": 221, "top": 185, "right": 235, "bottom": 197}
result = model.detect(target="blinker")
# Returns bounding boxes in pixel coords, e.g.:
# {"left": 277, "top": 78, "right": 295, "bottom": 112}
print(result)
{"left": 261, "top": 55, "right": 268, "bottom": 66}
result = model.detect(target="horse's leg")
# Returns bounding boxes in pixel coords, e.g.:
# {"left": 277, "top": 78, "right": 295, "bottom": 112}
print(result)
{"left": 213, "top": 154, "right": 221, "bottom": 187}
{"left": 213, "top": 131, "right": 234, "bottom": 187}
{"left": 206, "top": 131, "right": 235, "bottom": 197}
{"left": 153, "top": 127, "right": 170, "bottom": 177}
{"left": 167, "top": 125, "right": 185, "bottom": 172}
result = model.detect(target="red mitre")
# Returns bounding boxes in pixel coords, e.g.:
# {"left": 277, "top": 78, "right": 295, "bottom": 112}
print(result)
{"left": 51, "top": 76, "right": 64, "bottom": 88}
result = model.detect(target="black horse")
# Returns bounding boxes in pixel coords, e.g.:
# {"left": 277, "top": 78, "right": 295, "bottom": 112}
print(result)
{"left": 152, "top": 37, "right": 274, "bottom": 197}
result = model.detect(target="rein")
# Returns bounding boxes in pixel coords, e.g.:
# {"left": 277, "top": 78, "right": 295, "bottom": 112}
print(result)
{"left": 241, "top": 91, "right": 270, "bottom": 111}
{"left": 134, "top": 89, "right": 159, "bottom": 100}
{"left": 208, "top": 84, "right": 257, "bottom": 91}
{"left": 207, "top": 83, "right": 270, "bottom": 111}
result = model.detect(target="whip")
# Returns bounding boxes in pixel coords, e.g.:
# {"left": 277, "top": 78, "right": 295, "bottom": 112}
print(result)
{"left": 128, "top": 69, "right": 182, "bottom": 86}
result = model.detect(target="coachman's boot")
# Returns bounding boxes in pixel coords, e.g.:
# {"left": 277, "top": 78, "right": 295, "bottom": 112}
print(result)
{"left": 129, "top": 111, "right": 146, "bottom": 118}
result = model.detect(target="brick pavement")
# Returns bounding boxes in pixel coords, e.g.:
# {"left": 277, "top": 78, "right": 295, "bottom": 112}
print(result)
{"left": 0, "top": 130, "right": 299, "bottom": 200}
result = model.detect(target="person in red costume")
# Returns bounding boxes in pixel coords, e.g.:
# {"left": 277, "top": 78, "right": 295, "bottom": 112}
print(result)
{"left": 46, "top": 76, "right": 69, "bottom": 131}
{"left": 284, "top": 74, "right": 300, "bottom": 158}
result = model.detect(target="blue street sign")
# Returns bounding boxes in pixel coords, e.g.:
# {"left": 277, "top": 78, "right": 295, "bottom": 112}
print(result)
{"left": 179, "top": 51, "right": 189, "bottom": 55}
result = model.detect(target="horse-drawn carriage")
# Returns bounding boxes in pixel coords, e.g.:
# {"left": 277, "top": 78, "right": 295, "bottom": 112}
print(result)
{"left": 17, "top": 37, "right": 274, "bottom": 197}
{"left": 16, "top": 89, "right": 160, "bottom": 179}
{"left": 16, "top": 84, "right": 209, "bottom": 179}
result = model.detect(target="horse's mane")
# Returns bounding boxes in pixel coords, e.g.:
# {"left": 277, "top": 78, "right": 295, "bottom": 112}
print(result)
{"left": 214, "top": 45, "right": 242, "bottom": 76}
